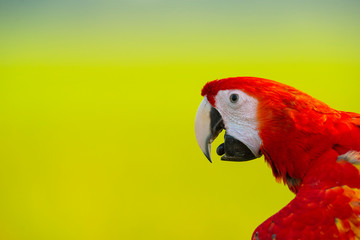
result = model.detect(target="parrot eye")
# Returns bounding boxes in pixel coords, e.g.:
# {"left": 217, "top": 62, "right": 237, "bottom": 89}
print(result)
{"left": 230, "top": 93, "right": 239, "bottom": 103}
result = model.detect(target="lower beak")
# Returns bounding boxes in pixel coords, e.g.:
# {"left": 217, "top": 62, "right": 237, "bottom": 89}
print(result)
{"left": 194, "top": 97, "right": 258, "bottom": 162}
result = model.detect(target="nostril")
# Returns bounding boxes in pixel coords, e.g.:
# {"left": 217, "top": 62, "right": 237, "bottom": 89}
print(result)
{"left": 216, "top": 143, "right": 225, "bottom": 156}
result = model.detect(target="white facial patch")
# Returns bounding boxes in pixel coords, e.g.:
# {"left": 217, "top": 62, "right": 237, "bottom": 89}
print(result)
{"left": 214, "top": 90, "right": 262, "bottom": 157}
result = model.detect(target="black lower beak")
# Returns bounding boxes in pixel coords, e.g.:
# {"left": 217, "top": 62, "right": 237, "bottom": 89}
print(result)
{"left": 216, "top": 133, "right": 257, "bottom": 162}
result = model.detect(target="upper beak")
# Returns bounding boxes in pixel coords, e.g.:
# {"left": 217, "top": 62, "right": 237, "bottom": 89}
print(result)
{"left": 194, "top": 97, "right": 224, "bottom": 162}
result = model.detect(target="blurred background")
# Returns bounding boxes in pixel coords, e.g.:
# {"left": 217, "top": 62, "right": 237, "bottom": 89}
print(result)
{"left": 1, "top": 0, "right": 360, "bottom": 239}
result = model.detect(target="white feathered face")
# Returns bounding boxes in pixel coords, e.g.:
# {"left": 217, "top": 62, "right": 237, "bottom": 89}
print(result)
{"left": 195, "top": 89, "right": 262, "bottom": 162}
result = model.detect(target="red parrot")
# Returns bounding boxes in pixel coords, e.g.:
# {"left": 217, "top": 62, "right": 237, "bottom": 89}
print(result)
{"left": 194, "top": 77, "right": 360, "bottom": 240}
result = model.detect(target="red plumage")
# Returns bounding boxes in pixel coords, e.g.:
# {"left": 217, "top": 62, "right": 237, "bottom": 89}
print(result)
{"left": 202, "top": 77, "right": 360, "bottom": 239}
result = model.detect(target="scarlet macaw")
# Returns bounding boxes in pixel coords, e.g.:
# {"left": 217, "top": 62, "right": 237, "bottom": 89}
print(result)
{"left": 194, "top": 77, "right": 360, "bottom": 240}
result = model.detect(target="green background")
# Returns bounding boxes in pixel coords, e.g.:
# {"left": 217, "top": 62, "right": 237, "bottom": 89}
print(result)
{"left": 1, "top": 0, "right": 360, "bottom": 239}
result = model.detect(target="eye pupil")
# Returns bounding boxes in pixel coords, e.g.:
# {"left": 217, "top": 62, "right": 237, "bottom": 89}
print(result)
{"left": 230, "top": 94, "right": 239, "bottom": 103}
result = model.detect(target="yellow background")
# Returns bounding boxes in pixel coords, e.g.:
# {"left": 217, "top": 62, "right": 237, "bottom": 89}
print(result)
{"left": 1, "top": 0, "right": 360, "bottom": 239}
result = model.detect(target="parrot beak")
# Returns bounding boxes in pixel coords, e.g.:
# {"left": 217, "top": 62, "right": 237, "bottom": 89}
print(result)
{"left": 194, "top": 97, "right": 224, "bottom": 163}
{"left": 195, "top": 97, "right": 259, "bottom": 162}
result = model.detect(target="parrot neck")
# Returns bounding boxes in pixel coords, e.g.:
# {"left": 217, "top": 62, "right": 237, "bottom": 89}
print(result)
{"left": 261, "top": 146, "right": 304, "bottom": 193}
{"left": 260, "top": 111, "right": 360, "bottom": 193}
{"left": 256, "top": 98, "right": 342, "bottom": 193}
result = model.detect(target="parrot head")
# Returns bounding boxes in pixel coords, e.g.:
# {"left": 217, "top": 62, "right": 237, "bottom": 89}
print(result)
{"left": 194, "top": 80, "right": 262, "bottom": 162}
{"left": 195, "top": 77, "right": 338, "bottom": 190}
